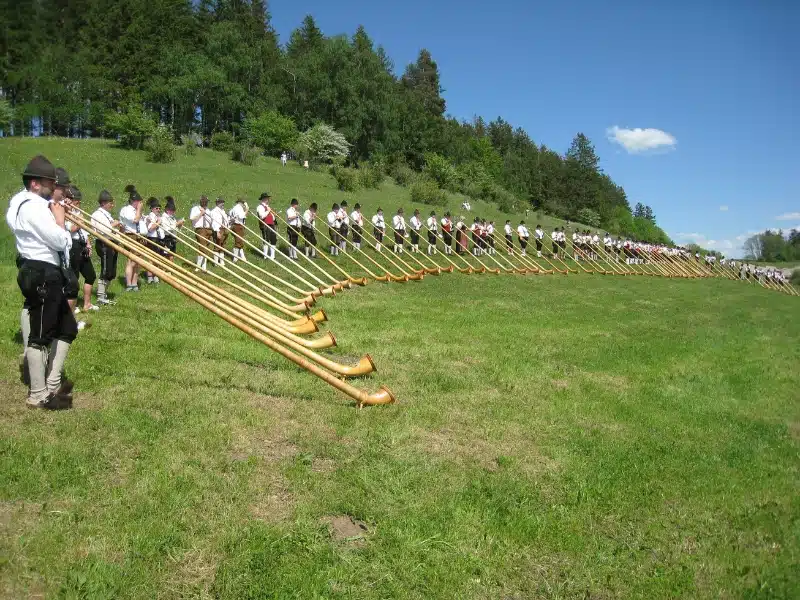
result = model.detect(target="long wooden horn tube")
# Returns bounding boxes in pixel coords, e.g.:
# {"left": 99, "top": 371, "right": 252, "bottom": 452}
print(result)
{"left": 77, "top": 220, "right": 377, "bottom": 378}
{"left": 356, "top": 224, "right": 425, "bottom": 278}
{"left": 592, "top": 242, "right": 628, "bottom": 275}
{"left": 165, "top": 216, "right": 315, "bottom": 304}
{"left": 542, "top": 232, "right": 578, "bottom": 273}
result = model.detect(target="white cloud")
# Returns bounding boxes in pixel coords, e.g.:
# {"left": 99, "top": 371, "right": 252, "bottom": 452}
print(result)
{"left": 775, "top": 212, "right": 800, "bottom": 221}
{"left": 673, "top": 232, "right": 734, "bottom": 250}
{"left": 719, "top": 205, "right": 729, "bottom": 212}
{"left": 606, "top": 126, "right": 677, "bottom": 154}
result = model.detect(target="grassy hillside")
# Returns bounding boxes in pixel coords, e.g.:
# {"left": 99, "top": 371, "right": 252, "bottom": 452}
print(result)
{"left": 1, "top": 138, "right": 799, "bottom": 599}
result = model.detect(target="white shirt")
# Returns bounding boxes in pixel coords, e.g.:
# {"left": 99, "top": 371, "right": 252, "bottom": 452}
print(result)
{"left": 486, "top": 224, "right": 494, "bottom": 235}
{"left": 286, "top": 206, "right": 301, "bottom": 226}
{"left": 144, "top": 211, "right": 164, "bottom": 239}
{"left": 604, "top": 236, "right": 612, "bottom": 246}
{"left": 327, "top": 211, "right": 341, "bottom": 228}
{"left": 409, "top": 215, "right": 422, "bottom": 231}
{"left": 229, "top": 203, "right": 247, "bottom": 225}
{"left": 440, "top": 217, "right": 452, "bottom": 230}
{"left": 91, "top": 207, "right": 116, "bottom": 236}
{"left": 119, "top": 204, "right": 141, "bottom": 233}
{"left": 337, "top": 207, "right": 349, "bottom": 225}
{"left": 535, "top": 228, "right": 544, "bottom": 239}
{"left": 518, "top": 225, "right": 529, "bottom": 238}
{"left": 302, "top": 209, "right": 316, "bottom": 228}
{"left": 6, "top": 189, "right": 72, "bottom": 266}
{"left": 372, "top": 214, "right": 385, "bottom": 229}
{"left": 189, "top": 205, "right": 212, "bottom": 229}
{"left": 427, "top": 216, "right": 438, "bottom": 231}
{"left": 256, "top": 202, "right": 272, "bottom": 221}
{"left": 504, "top": 224, "right": 513, "bottom": 236}
{"left": 210, "top": 206, "right": 229, "bottom": 232}
{"left": 392, "top": 214, "right": 406, "bottom": 230}
{"left": 66, "top": 219, "right": 89, "bottom": 245}
{"left": 161, "top": 213, "right": 179, "bottom": 235}
{"left": 350, "top": 211, "right": 363, "bottom": 226}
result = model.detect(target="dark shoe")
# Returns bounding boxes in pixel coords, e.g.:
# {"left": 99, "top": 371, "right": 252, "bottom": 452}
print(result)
{"left": 56, "top": 378, "right": 74, "bottom": 396}
{"left": 40, "top": 393, "right": 73, "bottom": 410}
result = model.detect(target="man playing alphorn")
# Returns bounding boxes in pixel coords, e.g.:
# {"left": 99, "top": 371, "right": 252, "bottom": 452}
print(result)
{"left": 256, "top": 192, "right": 277, "bottom": 260}
{"left": 228, "top": 197, "right": 249, "bottom": 262}
{"left": 210, "top": 197, "right": 230, "bottom": 266}
{"left": 189, "top": 195, "right": 213, "bottom": 271}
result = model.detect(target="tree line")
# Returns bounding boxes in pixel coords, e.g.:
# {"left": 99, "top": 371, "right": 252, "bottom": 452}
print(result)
{"left": 0, "top": 0, "right": 671, "bottom": 243}
{"left": 743, "top": 230, "right": 800, "bottom": 262}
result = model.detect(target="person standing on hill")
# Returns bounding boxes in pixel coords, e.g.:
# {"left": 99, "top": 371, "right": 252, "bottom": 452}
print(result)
{"left": 455, "top": 216, "right": 468, "bottom": 255}
{"left": 337, "top": 201, "right": 350, "bottom": 254}
{"left": 470, "top": 217, "right": 482, "bottom": 256}
{"left": 6, "top": 155, "right": 77, "bottom": 409}
{"left": 281, "top": 152, "right": 287, "bottom": 167}
{"left": 91, "top": 191, "right": 121, "bottom": 303}
{"left": 440, "top": 211, "right": 453, "bottom": 255}
{"left": 534, "top": 224, "right": 544, "bottom": 257}
{"left": 64, "top": 187, "right": 98, "bottom": 319}
{"left": 160, "top": 197, "right": 183, "bottom": 261}
{"left": 302, "top": 202, "right": 318, "bottom": 258}
{"left": 189, "top": 195, "right": 213, "bottom": 271}
{"left": 119, "top": 186, "right": 144, "bottom": 291}
{"left": 392, "top": 208, "right": 407, "bottom": 254}
{"left": 256, "top": 192, "right": 277, "bottom": 260}
{"left": 228, "top": 198, "right": 249, "bottom": 262}
{"left": 517, "top": 221, "right": 530, "bottom": 256}
{"left": 143, "top": 197, "right": 164, "bottom": 283}
{"left": 210, "top": 197, "right": 230, "bottom": 266}
{"left": 286, "top": 198, "right": 301, "bottom": 260}
{"left": 371, "top": 208, "right": 385, "bottom": 253}
{"left": 426, "top": 210, "right": 438, "bottom": 255}
{"left": 486, "top": 221, "right": 496, "bottom": 255}
{"left": 409, "top": 209, "right": 422, "bottom": 253}
{"left": 350, "top": 203, "right": 364, "bottom": 250}
{"left": 504, "top": 220, "right": 514, "bottom": 254}
{"left": 327, "top": 203, "right": 342, "bottom": 256}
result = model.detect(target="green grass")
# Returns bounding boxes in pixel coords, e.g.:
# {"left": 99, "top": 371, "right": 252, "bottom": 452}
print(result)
{"left": 1, "top": 138, "right": 799, "bottom": 599}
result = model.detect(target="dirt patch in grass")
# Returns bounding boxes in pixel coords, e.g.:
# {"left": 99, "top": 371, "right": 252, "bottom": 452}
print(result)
{"left": 551, "top": 379, "right": 569, "bottom": 389}
{"left": 321, "top": 515, "right": 370, "bottom": 546}
{"left": 162, "top": 547, "right": 219, "bottom": 599}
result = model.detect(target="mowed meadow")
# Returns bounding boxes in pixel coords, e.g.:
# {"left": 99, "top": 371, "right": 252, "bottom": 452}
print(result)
{"left": 1, "top": 139, "right": 799, "bottom": 599}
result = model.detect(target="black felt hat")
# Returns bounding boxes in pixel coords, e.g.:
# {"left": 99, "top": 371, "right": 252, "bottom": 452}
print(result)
{"left": 22, "top": 155, "right": 57, "bottom": 181}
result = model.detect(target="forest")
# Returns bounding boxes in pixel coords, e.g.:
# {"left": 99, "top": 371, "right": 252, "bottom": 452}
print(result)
{"left": 1, "top": 0, "right": 671, "bottom": 242}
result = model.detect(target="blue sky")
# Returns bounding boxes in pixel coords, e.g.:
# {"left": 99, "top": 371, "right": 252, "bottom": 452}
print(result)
{"left": 270, "top": 0, "right": 799, "bottom": 257}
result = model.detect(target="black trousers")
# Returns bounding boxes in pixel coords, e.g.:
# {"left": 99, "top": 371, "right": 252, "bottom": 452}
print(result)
{"left": 95, "top": 239, "right": 118, "bottom": 282}
{"left": 374, "top": 228, "right": 384, "bottom": 242}
{"left": 260, "top": 223, "right": 277, "bottom": 245}
{"left": 17, "top": 259, "right": 78, "bottom": 348}
{"left": 442, "top": 231, "right": 452, "bottom": 246}
{"left": 535, "top": 239, "right": 543, "bottom": 251}
{"left": 352, "top": 225, "right": 363, "bottom": 244}
{"left": 410, "top": 229, "right": 420, "bottom": 245}
{"left": 301, "top": 226, "right": 317, "bottom": 247}
{"left": 164, "top": 235, "right": 177, "bottom": 254}
{"left": 506, "top": 234, "right": 513, "bottom": 249}
{"left": 67, "top": 247, "right": 97, "bottom": 300}
{"left": 287, "top": 225, "right": 299, "bottom": 247}
{"left": 427, "top": 231, "right": 437, "bottom": 245}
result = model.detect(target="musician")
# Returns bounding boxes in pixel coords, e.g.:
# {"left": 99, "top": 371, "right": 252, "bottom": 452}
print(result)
{"left": 572, "top": 230, "right": 581, "bottom": 261}
{"left": 90, "top": 190, "right": 121, "bottom": 304}
{"left": 119, "top": 185, "right": 144, "bottom": 292}
{"left": 409, "top": 209, "right": 422, "bottom": 253}
{"left": 551, "top": 227, "right": 559, "bottom": 258}
{"left": 228, "top": 198, "right": 249, "bottom": 262}
{"left": 534, "top": 224, "right": 544, "bottom": 257}
{"left": 327, "top": 203, "right": 342, "bottom": 256}
{"left": 256, "top": 192, "right": 277, "bottom": 260}
{"left": 603, "top": 232, "right": 613, "bottom": 259}
{"left": 350, "top": 203, "right": 364, "bottom": 250}
{"left": 440, "top": 211, "right": 453, "bottom": 255}
{"left": 372, "top": 208, "right": 385, "bottom": 252}
{"left": 558, "top": 228, "right": 567, "bottom": 258}
{"left": 160, "top": 197, "right": 184, "bottom": 260}
{"left": 302, "top": 202, "right": 318, "bottom": 258}
{"left": 64, "top": 187, "right": 98, "bottom": 324}
{"left": 286, "top": 198, "right": 301, "bottom": 260}
{"left": 337, "top": 200, "right": 349, "bottom": 254}
{"left": 517, "top": 221, "right": 530, "bottom": 256}
{"left": 469, "top": 217, "right": 481, "bottom": 256}
{"left": 480, "top": 218, "right": 490, "bottom": 255}
{"left": 486, "top": 221, "right": 496, "bottom": 255}
{"left": 392, "top": 208, "right": 407, "bottom": 254}
{"left": 210, "top": 197, "right": 230, "bottom": 266}
{"left": 7, "top": 155, "right": 76, "bottom": 409}
{"left": 426, "top": 210, "right": 438, "bottom": 255}
{"left": 455, "top": 217, "right": 468, "bottom": 255}
{"left": 504, "top": 220, "right": 514, "bottom": 254}
{"left": 592, "top": 231, "right": 600, "bottom": 261}
{"left": 189, "top": 195, "right": 213, "bottom": 270}
{"left": 142, "top": 197, "right": 164, "bottom": 284}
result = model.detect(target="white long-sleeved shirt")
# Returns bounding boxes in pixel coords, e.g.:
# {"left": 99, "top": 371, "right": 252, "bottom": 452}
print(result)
{"left": 286, "top": 206, "right": 301, "bottom": 226}
{"left": 486, "top": 224, "right": 494, "bottom": 235}
{"left": 161, "top": 213, "right": 180, "bottom": 236}
{"left": 392, "top": 214, "right": 406, "bottom": 230}
{"left": 66, "top": 219, "right": 89, "bottom": 245}
{"left": 504, "top": 224, "right": 513, "bottom": 236}
{"left": 144, "top": 210, "right": 164, "bottom": 239}
{"left": 409, "top": 215, "right": 422, "bottom": 231}
{"left": 372, "top": 214, "right": 385, "bottom": 229}
{"left": 228, "top": 202, "right": 247, "bottom": 225}
{"left": 210, "top": 206, "right": 229, "bottom": 232}
{"left": 337, "top": 207, "right": 349, "bottom": 225}
{"left": 426, "top": 216, "right": 438, "bottom": 231}
{"left": 518, "top": 225, "right": 530, "bottom": 238}
{"left": 302, "top": 209, "right": 316, "bottom": 228}
{"left": 440, "top": 217, "right": 452, "bottom": 231}
{"left": 189, "top": 205, "right": 212, "bottom": 229}
{"left": 327, "top": 211, "right": 341, "bottom": 228}
{"left": 256, "top": 202, "right": 275, "bottom": 224}
{"left": 535, "top": 228, "right": 544, "bottom": 239}
{"left": 350, "top": 210, "right": 364, "bottom": 226}
{"left": 91, "top": 207, "right": 116, "bottom": 236}
{"left": 119, "top": 204, "right": 141, "bottom": 233}
{"left": 6, "top": 189, "right": 72, "bottom": 266}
